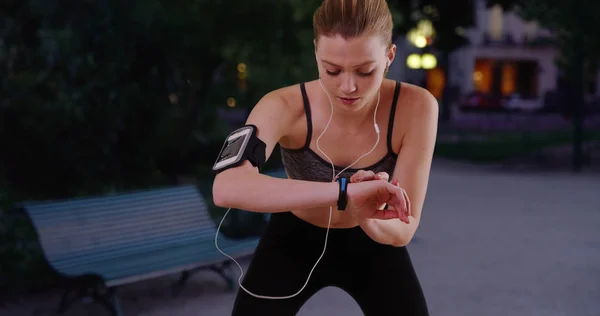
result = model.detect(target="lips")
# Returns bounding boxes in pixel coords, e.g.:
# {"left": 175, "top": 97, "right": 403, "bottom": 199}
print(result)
{"left": 338, "top": 97, "right": 360, "bottom": 105}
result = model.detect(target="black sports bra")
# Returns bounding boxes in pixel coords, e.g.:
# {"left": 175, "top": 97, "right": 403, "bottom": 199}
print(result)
{"left": 279, "top": 81, "right": 401, "bottom": 182}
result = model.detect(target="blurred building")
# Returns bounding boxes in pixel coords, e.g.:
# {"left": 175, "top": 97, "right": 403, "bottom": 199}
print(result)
{"left": 389, "top": 0, "right": 600, "bottom": 113}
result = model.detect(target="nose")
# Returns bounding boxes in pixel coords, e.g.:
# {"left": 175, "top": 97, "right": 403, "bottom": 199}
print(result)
{"left": 340, "top": 73, "right": 357, "bottom": 95}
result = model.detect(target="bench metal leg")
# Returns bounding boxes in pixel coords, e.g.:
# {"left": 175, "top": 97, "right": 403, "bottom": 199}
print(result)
{"left": 171, "top": 261, "right": 235, "bottom": 296}
{"left": 111, "top": 289, "right": 123, "bottom": 316}
{"left": 94, "top": 287, "right": 123, "bottom": 316}
{"left": 209, "top": 261, "right": 235, "bottom": 291}
{"left": 55, "top": 275, "right": 123, "bottom": 316}
{"left": 171, "top": 271, "right": 191, "bottom": 297}
{"left": 56, "top": 288, "right": 76, "bottom": 314}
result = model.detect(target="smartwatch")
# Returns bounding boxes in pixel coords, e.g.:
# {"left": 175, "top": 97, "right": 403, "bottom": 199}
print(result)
{"left": 335, "top": 177, "right": 348, "bottom": 211}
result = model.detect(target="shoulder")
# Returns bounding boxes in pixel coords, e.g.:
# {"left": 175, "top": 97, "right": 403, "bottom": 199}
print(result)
{"left": 245, "top": 83, "right": 309, "bottom": 144}
{"left": 389, "top": 81, "right": 438, "bottom": 149}
{"left": 250, "top": 83, "right": 307, "bottom": 123}
{"left": 395, "top": 81, "right": 439, "bottom": 122}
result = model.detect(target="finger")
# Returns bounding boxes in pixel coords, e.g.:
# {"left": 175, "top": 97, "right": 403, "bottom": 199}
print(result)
{"left": 403, "top": 189, "right": 412, "bottom": 218}
{"left": 375, "top": 172, "right": 389, "bottom": 182}
{"left": 392, "top": 180, "right": 409, "bottom": 218}
{"left": 396, "top": 200, "right": 409, "bottom": 224}
{"left": 398, "top": 209, "right": 409, "bottom": 224}
{"left": 349, "top": 170, "right": 364, "bottom": 183}
{"left": 370, "top": 209, "right": 400, "bottom": 220}
{"left": 384, "top": 184, "right": 404, "bottom": 212}
{"left": 350, "top": 170, "right": 376, "bottom": 183}
{"left": 385, "top": 184, "right": 409, "bottom": 223}
{"left": 400, "top": 188, "right": 408, "bottom": 217}
{"left": 359, "top": 170, "right": 386, "bottom": 182}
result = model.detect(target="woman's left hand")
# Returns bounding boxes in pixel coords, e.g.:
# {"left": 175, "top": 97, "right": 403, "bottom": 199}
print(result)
{"left": 348, "top": 170, "right": 411, "bottom": 223}
{"left": 349, "top": 169, "right": 390, "bottom": 183}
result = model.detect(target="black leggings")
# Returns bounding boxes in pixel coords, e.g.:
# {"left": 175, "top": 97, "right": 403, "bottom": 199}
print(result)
{"left": 231, "top": 212, "right": 429, "bottom": 315}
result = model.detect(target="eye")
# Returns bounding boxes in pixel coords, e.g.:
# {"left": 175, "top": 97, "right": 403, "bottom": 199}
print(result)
{"left": 357, "top": 71, "right": 374, "bottom": 77}
{"left": 326, "top": 70, "right": 340, "bottom": 76}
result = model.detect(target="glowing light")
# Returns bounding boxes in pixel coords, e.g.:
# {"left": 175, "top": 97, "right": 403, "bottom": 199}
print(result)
{"left": 227, "top": 97, "right": 236, "bottom": 108}
{"left": 421, "top": 54, "right": 437, "bottom": 69}
{"left": 417, "top": 20, "right": 434, "bottom": 38}
{"left": 406, "top": 54, "right": 422, "bottom": 69}
{"left": 237, "top": 63, "right": 247, "bottom": 73}
{"left": 407, "top": 19, "right": 436, "bottom": 48}
{"left": 414, "top": 36, "right": 427, "bottom": 48}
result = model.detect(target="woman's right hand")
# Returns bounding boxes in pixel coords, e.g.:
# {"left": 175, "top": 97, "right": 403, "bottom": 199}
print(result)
{"left": 345, "top": 180, "right": 408, "bottom": 221}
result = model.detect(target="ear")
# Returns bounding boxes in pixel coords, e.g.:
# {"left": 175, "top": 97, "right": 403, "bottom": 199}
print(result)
{"left": 386, "top": 43, "right": 397, "bottom": 68}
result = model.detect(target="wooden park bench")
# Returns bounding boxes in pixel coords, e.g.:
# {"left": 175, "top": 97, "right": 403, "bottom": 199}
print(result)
{"left": 16, "top": 184, "right": 262, "bottom": 316}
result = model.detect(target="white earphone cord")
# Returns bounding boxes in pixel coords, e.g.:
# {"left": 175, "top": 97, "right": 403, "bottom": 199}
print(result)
{"left": 215, "top": 79, "right": 381, "bottom": 299}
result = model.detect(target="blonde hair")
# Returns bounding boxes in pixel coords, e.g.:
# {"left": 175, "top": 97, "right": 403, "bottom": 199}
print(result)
{"left": 313, "top": 0, "right": 394, "bottom": 47}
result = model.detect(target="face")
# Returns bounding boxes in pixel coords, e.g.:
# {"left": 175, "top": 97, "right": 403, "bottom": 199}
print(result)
{"left": 314, "top": 33, "right": 396, "bottom": 111}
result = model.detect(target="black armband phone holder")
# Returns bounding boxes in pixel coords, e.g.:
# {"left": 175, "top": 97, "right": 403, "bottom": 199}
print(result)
{"left": 212, "top": 124, "right": 266, "bottom": 174}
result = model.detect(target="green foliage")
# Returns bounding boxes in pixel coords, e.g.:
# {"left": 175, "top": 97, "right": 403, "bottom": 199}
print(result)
{"left": 510, "top": 0, "right": 599, "bottom": 170}
{"left": 1, "top": 0, "right": 414, "bottom": 200}
{"left": 415, "top": 0, "right": 475, "bottom": 53}
{"left": 515, "top": 1, "right": 600, "bottom": 77}
{"left": 0, "top": 0, "right": 414, "bottom": 295}
{"left": 0, "top": 0, "right": 283, "bottom": 199}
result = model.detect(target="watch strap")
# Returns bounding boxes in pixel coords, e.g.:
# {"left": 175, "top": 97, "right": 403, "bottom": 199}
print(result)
{"left": 336, "top": 177, "right": 348, "bottom": 211}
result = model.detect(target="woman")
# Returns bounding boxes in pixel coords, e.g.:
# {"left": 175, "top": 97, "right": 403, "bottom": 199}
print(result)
{"left": 212, "top": 0, "right": 437, "bottom": 314}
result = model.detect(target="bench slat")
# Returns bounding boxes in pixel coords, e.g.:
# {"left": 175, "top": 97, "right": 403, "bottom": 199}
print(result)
{"left": 49, "top": 229, "right": 240, "bottom": 272}
{"left": 57, "top": 239, "right": 258, "bottom": 283}
{"left": 20, "top": 184, "right": 259, "bottom": 284}
{"left": 25, "top": 186, "right": 199, "bottom": 212}
{"left": 39, "top": 202, "right": 213, "bottom": 256}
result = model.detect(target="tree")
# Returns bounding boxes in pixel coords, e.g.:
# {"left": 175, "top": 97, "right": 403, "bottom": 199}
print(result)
{"left": 1, "top": 0, "right": 321, "bottom": 198}
{"left": 492, "top": 0, "right": 600, "bottom": 171}
{"left": 0, "top": 0, "right": 415, "bottom": 200}
{"left": 0, "top": 0, "right": 415, "bottom": 296}
{"left": 412, "top": 0, "right": 476, "bottom": 122}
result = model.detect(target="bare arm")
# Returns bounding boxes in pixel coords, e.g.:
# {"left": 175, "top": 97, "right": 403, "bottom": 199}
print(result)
{"left": 358, "top": 89, "right": 439, "bottom": 246}
{"left": 212, "top": 89, "right": 339, "bottom": 213}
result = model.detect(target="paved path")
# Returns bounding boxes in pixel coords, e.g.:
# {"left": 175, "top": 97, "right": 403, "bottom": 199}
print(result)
{"left": 3, "top": 159, "right": 600, "bottom": 315}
